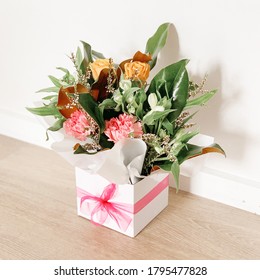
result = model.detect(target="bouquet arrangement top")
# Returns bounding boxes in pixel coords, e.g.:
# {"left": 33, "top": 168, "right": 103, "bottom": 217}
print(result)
{"left": 27, "top": 23, "right": 225, "bottom": 187}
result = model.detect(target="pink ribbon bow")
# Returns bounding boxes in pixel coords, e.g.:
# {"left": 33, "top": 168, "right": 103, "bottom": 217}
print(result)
{"left": 77, "top": 183, "right": 133, "bottom": 232}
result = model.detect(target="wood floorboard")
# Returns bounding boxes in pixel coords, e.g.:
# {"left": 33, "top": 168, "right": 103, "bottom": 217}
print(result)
{"left": 0, "top": 134, "right": 259, "bottom": 260}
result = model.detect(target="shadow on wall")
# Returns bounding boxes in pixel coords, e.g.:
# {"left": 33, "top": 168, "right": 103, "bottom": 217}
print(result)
{"left": 151, "top": 23, "right": 248, "bottom": 188}
{"left": 191, "top": 66, "right": 247, "bottom": 162}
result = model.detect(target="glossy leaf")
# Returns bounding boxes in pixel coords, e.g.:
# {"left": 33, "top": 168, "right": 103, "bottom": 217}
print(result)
{"left": 78, "top": 93, "right": 105, "bottom": 132}
{"left": 178, "top": 143, "right": 226, "bottom": 164}
{"left": 158, "top": 162, "right": 172, "bottom": 171}
{"left": 80, "top": 41, "right": 93, "bottom": 73}
{"left": 99, "top": 134, "right": 114, "bottom": 149}
{"left": 145, "top": 23, "right": 170, "bottom": 69}
{"left": 148, "top": 60, "right": 189, "bottom": 121}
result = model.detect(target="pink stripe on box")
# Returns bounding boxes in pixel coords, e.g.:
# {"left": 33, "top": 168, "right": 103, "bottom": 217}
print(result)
{"left": 133, "top": 175, "right": 169, "bottom": 214}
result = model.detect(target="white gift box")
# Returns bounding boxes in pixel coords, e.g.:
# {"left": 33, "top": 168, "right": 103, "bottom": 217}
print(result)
{"left": 75, "top": 167, "right": 169, "bottom": 237}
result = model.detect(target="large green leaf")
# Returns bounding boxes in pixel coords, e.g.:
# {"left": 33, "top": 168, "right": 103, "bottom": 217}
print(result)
{"left": 148, "top": 60, "right": 189, "bottom": 121}
{"left": 145, "top": 23, "right": 170, "bottom": 69}
{"left": 184, "top": 90, "right": 217, "bottom": 110}
{"left": 81, "top": 40, "right": 94, "bottom": 64}
{"left": 79, "top": 41, "right": 94, "bottom": 73}
{"left": 177, "top": 143, "right": 226, "bottom": 164}
{"left": 78, "top": 93, "right": 105, "bottom": 132}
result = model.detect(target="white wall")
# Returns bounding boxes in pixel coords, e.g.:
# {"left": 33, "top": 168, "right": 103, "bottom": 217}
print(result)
{"left": 1, "top": 0, "right": 260, "bottom": 213}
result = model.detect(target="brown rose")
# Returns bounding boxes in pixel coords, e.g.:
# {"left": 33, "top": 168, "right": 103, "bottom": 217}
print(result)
{"left": 89, "top": 59, "right": 110, "bottom": 80}
{"left": 124, "top": 61, "right": 150, "bottom": 82}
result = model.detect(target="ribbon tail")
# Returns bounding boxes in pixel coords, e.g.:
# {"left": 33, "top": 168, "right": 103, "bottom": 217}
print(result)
{"left": 106, "top": 205, "right": 132, "bottom": 232}
{"left": 90, "top": 203, "right": 108, "bottom": 226}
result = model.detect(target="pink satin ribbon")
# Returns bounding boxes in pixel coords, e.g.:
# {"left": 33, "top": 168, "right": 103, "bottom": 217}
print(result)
{"left": 77, "top": 175, "right": 169, "bottom": 232}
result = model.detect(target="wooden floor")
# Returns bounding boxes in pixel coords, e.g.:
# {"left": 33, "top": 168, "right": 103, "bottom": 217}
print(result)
{"left": 0, "top": 134, "right": 260, "bottom": 260}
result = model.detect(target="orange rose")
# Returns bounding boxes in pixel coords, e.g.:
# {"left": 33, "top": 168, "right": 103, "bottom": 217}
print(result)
{"left": 89, "top": 59, "right": 110, "bottom": 80}
{"left": 124, "top": 61, "right": 150, "bottom": 82}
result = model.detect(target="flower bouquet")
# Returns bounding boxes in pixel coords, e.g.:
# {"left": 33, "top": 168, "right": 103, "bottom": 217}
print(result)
{"left": 27, "top": 23, "right": 225, "bottom": 237}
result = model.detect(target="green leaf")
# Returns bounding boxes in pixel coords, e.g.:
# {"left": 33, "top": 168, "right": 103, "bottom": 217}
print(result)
{"left": 56, "top": 67, "right": 75, "bottom": 85}
{"left": 136, "top": 103, "right": 144, "bottom": 119}
{"left": 76, "top": 47, "right": 83, "bottom": 71}
{"left": 176, "top": 129, "right": 199, "bottom": 144}
{"left": 48, "top": 75, "right": 62, "bottom": 87}
{"left": 26, "top": 105, "right": 60, "bottom": 116}
{"left": 147, "top": 60, "right": 189, "bottom": 122}
{"left": 36, "top": 86, "right": 59, "bottom": 93}
{"left": 159, "top": 162, "right": 172, "bottom": 171}
{"left": 56, "top": 67, "right": 69, "bottom": 74}
{"left": 162, "top": 118, "right": 174, "bottom": 135}
{"left": 79, "top": 93, "right": 105, "bottom": 132}
{"left": 143, "top": 109, "right": 174, "bottom": 125}
{"left": 184, "top": 90, "right": 217, "bottom": 110}
{"left": 171, "top": 160, "right": 180, "bottom": 191}
{"left": 177, "top": 143, "right": 226, "bottom": 164}
{"left": 145, "top": 23, "right": 170, "bottom": 69}
{"left": 99, "top": 99, "right": 116, "bottom": 114}
{"left": 92, "top": 50, "right": 106, "bottom": 59}
{"left": 169, "top": 61, "right": 189, "bottom": 122}
{"left": 42, "top": 95, "right": 58, "bottom": 102}
{"left": 99, "top": 134, "right": 114, "bottom": 149}
{"left": 47, "top": 118, "right": 65, "bottom": 132}
{"left": 81, "top": 40, "right": 94, "bottom": 66}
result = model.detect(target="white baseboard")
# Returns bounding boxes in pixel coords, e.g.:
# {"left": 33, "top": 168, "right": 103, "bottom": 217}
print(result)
{"left": 170, "top": 169, "right": 260, "bottom": 215}
{"left": 1, "top": 109, "right": 260, "bottom": 215}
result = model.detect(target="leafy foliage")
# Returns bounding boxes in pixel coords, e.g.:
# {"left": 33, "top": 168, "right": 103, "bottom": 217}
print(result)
{"left": 27, "top": 23, "right": 225, "bottom": 189}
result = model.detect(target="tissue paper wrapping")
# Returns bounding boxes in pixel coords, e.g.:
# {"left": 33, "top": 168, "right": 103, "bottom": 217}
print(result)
{"left": 76, "top": 167, "right": 169, "bottom": 237}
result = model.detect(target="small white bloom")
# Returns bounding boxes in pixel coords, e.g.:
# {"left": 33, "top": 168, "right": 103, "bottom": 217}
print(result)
{"left": 126, "top": 95, "right": 134, "bottom": 104}
{"left": 113, "top": 90, "right": 122, "bottom": 103}
{"left": 153, "top": 105, "right": 165, "bottom": 112}
{"left": 119, "top": 80, "right": 132, "bottom": 91}
{"left": 148, "top": 93, "right": 158, "bottom": 109}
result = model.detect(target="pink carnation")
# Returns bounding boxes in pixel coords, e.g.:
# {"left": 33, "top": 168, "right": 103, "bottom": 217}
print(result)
{"left": 63, "top": 110, "right": 91, "bottom": 141}
{"left": 104, "top": 113, "right": 143, "bottom": 143}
